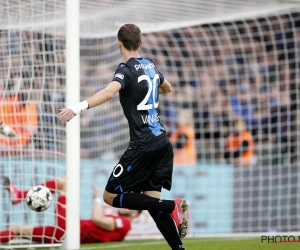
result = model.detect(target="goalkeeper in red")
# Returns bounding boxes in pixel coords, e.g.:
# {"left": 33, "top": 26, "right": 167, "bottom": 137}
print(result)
{"left": 59, "top": 24, "right": 188, "bottom": 249}
{"left": 1, "top": 176, "right": 140, "bottom": 243}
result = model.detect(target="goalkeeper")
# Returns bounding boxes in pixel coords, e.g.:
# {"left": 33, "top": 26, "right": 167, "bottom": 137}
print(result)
{"left": 0, "top": 176, "right": 140, "bottom": 244}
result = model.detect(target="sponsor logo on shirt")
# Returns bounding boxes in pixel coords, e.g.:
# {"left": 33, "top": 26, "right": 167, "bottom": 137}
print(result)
{"left": 135, "top": 62, "right": 155, "bottom": 71}
{"left": 115, "top": 73, "right": 124, "bottom": 80}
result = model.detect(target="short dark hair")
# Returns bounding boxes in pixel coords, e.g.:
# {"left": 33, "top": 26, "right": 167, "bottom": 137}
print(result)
{"left": 117, "top": 24, "right": 142, "bottom": 51}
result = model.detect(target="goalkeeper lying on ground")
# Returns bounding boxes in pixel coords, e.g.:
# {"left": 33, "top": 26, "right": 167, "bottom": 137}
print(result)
{"left": 0, "top": 176, "right": 141, "bottom": 244}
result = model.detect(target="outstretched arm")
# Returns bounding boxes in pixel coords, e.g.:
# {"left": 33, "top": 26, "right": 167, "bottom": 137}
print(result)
{"left": 9, "top": 225, "right": 33, "bottom": 239}
{"left": 91, "top": 185, "right": 115, "bottom": 231}
{"left": 87, "top": 81, "right": 121, "bottom": 108}
{"left": 59, "top": 81, "right": 121, "bottom": 123}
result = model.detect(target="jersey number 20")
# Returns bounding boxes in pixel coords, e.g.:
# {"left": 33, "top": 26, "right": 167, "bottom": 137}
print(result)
{"left": 137, "top": 74, "right": 159, "bottom": 110}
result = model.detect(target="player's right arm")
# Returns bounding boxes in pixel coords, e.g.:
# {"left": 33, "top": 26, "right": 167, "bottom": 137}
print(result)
{"left": 159, "top": 79, "right": 172, "bottom": 94}
{"left": 91, "top": 184, "right": 115, "bottom": 231}
{"left": 58, "top": 81, "right": 121, "bottom": 123}
{"left": 87, "top": 81, "right": 121, "bottom": 108}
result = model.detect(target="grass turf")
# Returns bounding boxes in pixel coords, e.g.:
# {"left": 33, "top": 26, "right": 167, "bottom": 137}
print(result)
{"left": 17, "top": 238, "right": 300, "bottom": 250}
{"left": 80, "top": 238, "right": 300, "bottom": 250}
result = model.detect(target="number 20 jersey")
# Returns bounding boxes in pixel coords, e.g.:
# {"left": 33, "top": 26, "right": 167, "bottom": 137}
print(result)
{"left": 112, "top": 57, "right": 166, "bottom": 150}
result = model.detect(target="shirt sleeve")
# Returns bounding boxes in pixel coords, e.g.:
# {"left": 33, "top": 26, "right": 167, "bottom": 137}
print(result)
{"left": 148, "top": 58, "right": 165, "bottom": 84}
{"left": 112, "top": 67, "right": 130, "bottom": 89}
{"left": 158, "top": 70, "right": 165, "bottom": 85}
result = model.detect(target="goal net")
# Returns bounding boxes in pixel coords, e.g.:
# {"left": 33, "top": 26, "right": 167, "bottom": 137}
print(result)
{"left": 1, "top": 0, "right": 300, "bottom": 248}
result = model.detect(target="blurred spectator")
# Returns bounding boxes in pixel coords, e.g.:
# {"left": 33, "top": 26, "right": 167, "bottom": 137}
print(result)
{"left": 41, "top": 79, "right": 65, "bottom": 150}
{"left": 203, "top": 91, "right": 232, "bottom": 140}
{"left": 159, "top": 71, "right": 179, "bottom": 134}
{"left": 224, "top": 117, "right": 256, "bottom": 167}
{"left": 92, "top": 63, "right": 114, "bottom": 91}
{"left": 81, "top": 103, "right": 118, "bottom": 160}
{"left": 169, "top": 109, "right": 197, "bottom": 166}
{"left": 230, "top": 82, "right": 256, "bottom": 129}
{"left": 0, "top": 79, "right": 38, "bottom": 147}
{"left": 0, "top": 11, "right": 298, "bottom": 163}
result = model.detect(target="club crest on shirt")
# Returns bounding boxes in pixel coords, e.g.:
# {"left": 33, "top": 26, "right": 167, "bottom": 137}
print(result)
{"left": 115, "top": 73, "right": 124, "bottom": 80}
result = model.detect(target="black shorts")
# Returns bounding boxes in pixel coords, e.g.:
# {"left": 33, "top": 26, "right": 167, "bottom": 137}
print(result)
{"left": 105, "top": 134, "right": 173, "bottom": 194}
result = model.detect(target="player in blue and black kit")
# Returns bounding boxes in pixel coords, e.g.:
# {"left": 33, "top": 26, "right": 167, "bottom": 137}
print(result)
{"left": 59, "top": 24, "right": 188, "bottom": 250}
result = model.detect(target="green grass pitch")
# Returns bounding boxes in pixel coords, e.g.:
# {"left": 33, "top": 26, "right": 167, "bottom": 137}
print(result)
{"left": 22, "top": 238, "right": 300, "bottom": 250}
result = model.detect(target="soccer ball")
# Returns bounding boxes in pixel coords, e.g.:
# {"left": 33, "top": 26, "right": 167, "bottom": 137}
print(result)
{"left": 26, "top": 185, "right": 52, "bottom": 212}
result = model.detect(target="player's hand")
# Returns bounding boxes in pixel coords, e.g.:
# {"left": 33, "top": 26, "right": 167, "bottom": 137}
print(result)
{"left": 9, "top": 225, "right": 22, "bottom": 234}
{"left": 0, "top": 120, "right": 16, "bottom": 137}
{"left": 93, "top": 184, "right": 101, "bottom": 199}
{"left": 58, "top": 108, "right": 76, "bottom": 123}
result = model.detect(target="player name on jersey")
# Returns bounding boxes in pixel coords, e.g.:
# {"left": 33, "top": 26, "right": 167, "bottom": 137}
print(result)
{"left": 141, "top": 113, "right": 160, "bottom": 124}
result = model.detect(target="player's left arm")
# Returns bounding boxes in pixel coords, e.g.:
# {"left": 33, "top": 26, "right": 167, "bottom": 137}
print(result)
{"left": 91, "top": 184, "right": 115, "bottom": 231}
{"left": 58, "top": 81, "right": 121, "bottom": 123}
{"left": 159, "top": 79, "right": 172, "bottom": 94}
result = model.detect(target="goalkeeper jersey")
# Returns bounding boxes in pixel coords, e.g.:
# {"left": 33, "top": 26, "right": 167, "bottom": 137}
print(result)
{"left": 112, "top": 57, "right": 166, "bottom": 151}
{"left": 80, "top": 215, "right": 131, "bottom": 243}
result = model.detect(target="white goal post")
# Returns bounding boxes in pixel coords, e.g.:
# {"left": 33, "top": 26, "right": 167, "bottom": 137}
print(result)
{"left": 0, "top": 1, "right": 300, "bottom": 249}
{"left": 65, "top": 0, "right": 80, "bottom": 250}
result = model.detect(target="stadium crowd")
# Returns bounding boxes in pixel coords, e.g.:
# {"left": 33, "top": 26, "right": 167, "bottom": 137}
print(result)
{"left": 141, "top": 12, "right": 300, "bottom": 166}
{"left": 0, "top": 12, "right": 299, "bottom": 166}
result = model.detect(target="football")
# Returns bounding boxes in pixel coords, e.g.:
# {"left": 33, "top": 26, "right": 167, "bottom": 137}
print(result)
{"left": 26, "top": 185, "right": 52, "bottom": 212}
